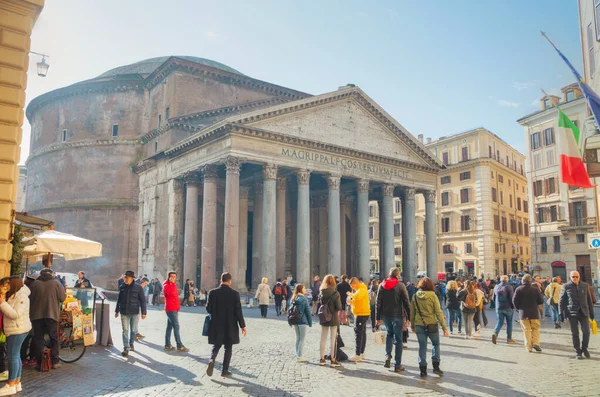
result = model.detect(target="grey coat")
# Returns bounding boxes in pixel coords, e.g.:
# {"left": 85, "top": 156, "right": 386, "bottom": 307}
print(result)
{"left": 29, "top": 276, "right": 66, "bottom": 322}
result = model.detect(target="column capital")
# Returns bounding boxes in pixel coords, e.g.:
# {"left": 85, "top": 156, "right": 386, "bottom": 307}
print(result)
{"left": 254, "top": 183, "right": 263, "bottom": 197}
{"left": 424, "top": 190, "right": 436, "bottom": 203}
{"left": 183, "top": 171, "right": 201, "bottom": 185}
{"left": 277, "top": 176, "right": 287, "bottom": 190}
{"left": 296, "top": 169, "right": 311, "bottom": 185}
{"left": 224, "top": 156, "right": 241, "bottom": 175}
{"left": 382, "top": 184, "right": 395, "bottom": 197}
{"left": 240, "top": 186, "right": 250, "bottom": 200}
{"left": 171, "top": 178, "right": 185, "bottom": 191}
{"left": 356, "top": 179, "right": 369, "bottom": 194}
{"left": 403, "top": 187, "right": 416, "bottom": 200}
{"left": 327, "top": 174, "right": 341, "bottom": 190}
{"left": 263, "top": 164, "right": 278, "bottom": 180}
{"left": 201, "top": 164, "right": 219, "bottom": 180}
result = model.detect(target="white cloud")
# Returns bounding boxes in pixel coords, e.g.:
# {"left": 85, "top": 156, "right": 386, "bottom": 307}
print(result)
{"left": 497, "top": 99, "right": 520, "bottom": 108}
{"left": 512, "top": 80, "right": 538, "bottom": 91}
{"left": 206, "top": 31, "right": 218, "bottom": 39}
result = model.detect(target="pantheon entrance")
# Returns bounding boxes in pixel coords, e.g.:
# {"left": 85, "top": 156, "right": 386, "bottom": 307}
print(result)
{"left": 136, "top": 87, "right": 442, "bottom": 291}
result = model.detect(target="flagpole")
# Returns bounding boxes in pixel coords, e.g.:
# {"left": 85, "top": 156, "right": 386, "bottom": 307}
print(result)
{"left": 540, "top": 31, "right": 559, "bottom": 51}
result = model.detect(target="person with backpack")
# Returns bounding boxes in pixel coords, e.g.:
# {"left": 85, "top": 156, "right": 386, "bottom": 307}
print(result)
{"left": 410, "top": 277, "right": 448, "bottom": 377}
{"left": 282, "top": 279, "right": 291, "bottom": 314}
{"left": 513, "top": 274, "right": 544, "bottom": 353}
{"left": 375, "top": 268, "right": 410, "bottom": 373}
{"left": 445, "top": 280, "right": 462, "bottom": 335}
{"left": 255, "top": 278, "right": 271, "bottom": 318}
{"left": 272, "top": 279, "right": 285, "bottom": 316}
{"left": 318, "top": 274, "right": 342, "bottom": 367}
{"left": 491, "top": 275, "right": 516, "bottom": 345}
{"left": 288, "top": 284, "right": 312, "bottom": 362}
{"left": 545, "top": 277, "right": 562, "bottom": 328}
{"left": 347, "top": 277, "right": 370, "bottom": 362}
{"left": 458, "top": 280, "right": 477, "bottom": 339}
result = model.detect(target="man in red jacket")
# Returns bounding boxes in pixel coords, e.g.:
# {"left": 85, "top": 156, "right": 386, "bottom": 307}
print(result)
{"left": 163, "top": 272, "right": 189, "bottom": 352}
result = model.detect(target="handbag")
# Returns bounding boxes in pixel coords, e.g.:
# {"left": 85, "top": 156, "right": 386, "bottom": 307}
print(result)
{"left": 590, "top": 319, "right": 598, "bottom": 336}
{"left": 202, "top": 314, "right": 211, "bottom": 337}
{"left": 0, "top": 331, "right": 5, "bottom": 344}
{"left": 372, "top": 329, "right": 386, "bottom": 345}
{"left": 414, "top": 297, "right": 439, "bottom": 334}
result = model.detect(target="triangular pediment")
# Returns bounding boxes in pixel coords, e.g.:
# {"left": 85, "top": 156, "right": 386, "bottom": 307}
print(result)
{"left": 227, "top": 87, "right": 441, "bottom": 169}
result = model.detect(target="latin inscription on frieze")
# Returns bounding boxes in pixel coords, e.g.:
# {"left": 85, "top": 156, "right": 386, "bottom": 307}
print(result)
{"left": 280, "top": 147, "right": 410, "bottom": 179}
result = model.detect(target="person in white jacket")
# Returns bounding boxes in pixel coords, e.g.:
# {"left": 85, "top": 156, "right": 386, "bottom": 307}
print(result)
{"left": 0, "top": 276, "right": 32, "bottom": 396}
{"left": 254, "top": 278, "right": 271, "bottom": 318}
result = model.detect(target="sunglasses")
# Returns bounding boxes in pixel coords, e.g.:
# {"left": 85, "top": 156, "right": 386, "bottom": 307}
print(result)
{"left": 571, "top": 276, "right": 579, "bottom": 278}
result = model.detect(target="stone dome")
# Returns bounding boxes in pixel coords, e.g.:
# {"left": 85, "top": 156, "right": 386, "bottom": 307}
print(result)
{"left": 97, "top": 56, "right": 244, "bottom": 78}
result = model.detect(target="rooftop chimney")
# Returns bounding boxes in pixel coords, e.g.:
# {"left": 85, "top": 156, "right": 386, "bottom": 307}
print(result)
{"left": 427, "top": 137, "right": 432, "bottom": 144}
{"left": 418, "top": 134, "right": 424, "bottom": 143}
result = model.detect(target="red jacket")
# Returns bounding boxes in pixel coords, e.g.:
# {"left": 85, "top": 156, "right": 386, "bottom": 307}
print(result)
{"left": 163, "top": 280, "right": 180, "bottom": 312}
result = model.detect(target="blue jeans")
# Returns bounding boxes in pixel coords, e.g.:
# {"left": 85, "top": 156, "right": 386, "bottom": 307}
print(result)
{"left": 447, "top": 308, "right": 462, "bottom": 333}
{"left": 493, "top": 309, "right": 513, "bottom": 339}
{"left": 166, "top": 311, "right": 183, "bottom": 347}
{"left": 121, "top": 314, "right": 139, "bottom": 348}
{"left": 7, "top": 333, "right": 27, "bottom": 381}
{"left": 382, "top": 317, "right": 404, "bottom": 366}
{"left": 294, "top": 324, "right": 308, "bottom": 357}
{"left": 415, "top": 325, "right": 440, "bottom": 366}
{"left": 550, "top": 304, "right": 559, "bottom": 324}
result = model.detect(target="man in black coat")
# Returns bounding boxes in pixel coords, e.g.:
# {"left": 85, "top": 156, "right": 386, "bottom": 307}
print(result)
{"left": 206, "top": 272, "right": 246, "bottom": 377}
{"left": 512, "top": 274, "right": 543, "bottom": 353}
{"left": 559, "top": 271, "right": 595, "bottom": 359}
{"left": 114, "top": 270, "right": 147, "bottom": 357}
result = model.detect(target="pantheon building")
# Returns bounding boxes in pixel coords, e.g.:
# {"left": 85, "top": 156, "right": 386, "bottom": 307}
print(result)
{"left": 25, "top": 56, "right": 441, "bottom": 290}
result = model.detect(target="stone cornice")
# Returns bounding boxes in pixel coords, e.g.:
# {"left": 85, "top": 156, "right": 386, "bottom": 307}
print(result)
{"left": 442, "top": 157, "right": 527, "bottom": 181}
{"left": 228, "top": 88, "right": 442, "bottom": 169}
{"left": 27, "top": 201, "right": 139, "bottom": 214}
{"left": 26, "top": 138, "right": 140, "bottom": 165}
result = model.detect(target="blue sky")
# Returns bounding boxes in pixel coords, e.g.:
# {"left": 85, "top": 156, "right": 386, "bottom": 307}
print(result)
{"left": 23, "top": 0, "right": 582, "bottom": 163}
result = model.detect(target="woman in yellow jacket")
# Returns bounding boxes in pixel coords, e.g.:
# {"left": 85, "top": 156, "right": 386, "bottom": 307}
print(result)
{"left": 347, "top": 277, "right": 370, "bottom": 362}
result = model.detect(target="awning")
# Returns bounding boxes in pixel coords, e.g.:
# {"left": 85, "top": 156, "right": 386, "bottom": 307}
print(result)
{"left": 551, "top": 261, "right": 566, "bottom": 267}
{"left": 14, "top": 212, "right": 54, "bottom": 237}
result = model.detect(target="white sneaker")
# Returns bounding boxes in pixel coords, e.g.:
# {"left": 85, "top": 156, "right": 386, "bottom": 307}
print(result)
{"left": 0, "top": 384, "right": 16, "bottom": 396}
{"left": 473, "top": 331, "right": 481, "bottom": 337}
{"left": 14, "top": 384, "right": 20, "bottom": 393}
{"left": 296, "top": 357, "right": 308, "bottom": 362}
{"left": 349, "top": 355, "right": 361, "bottom": 362}
{"left": 359, "top": 354, "right": 365, "bottom": 361}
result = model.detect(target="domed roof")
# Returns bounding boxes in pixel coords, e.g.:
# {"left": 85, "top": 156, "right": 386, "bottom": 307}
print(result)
{"left": 97, "top": 56, "right": 243, "bottom": 78}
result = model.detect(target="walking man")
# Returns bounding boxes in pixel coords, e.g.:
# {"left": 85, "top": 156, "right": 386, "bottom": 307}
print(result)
{"left": 114, "top": 270, "right": 146, "bottom": 357}
{"left": 162, "top": 272, "right": 189, "bottom": 352}
{"left": 376, "top": 267, "right": 410, "bottom": 373}
{"left": 272, "top": 279, "right": 285, "bottom": 316}
{"left": 347, "top": 277, "right": 370, "bottom": 362}
{"left": 311, "top": 276, "right": 321, "bottom": 316}
{"left": 545, "top": 277, "right": 562, "bottom": 328}
{"left": 206, "top": 272, "right": 247, "bottom": 377}
{"left": 30, "top": 268, "right": 66, "bottom": 369}
{"left": 559, "top": 271, "right": 595, "bottom": 359}
{"left": 491, "top": 275, "right": 516, "bottom": 345}
{"left": 513, "top": 274, "right": 543, "bottom": 353}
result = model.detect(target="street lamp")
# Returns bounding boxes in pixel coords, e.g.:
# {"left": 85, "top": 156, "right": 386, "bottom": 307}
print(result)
{"left": 30, "top": 51, "right": 49, "bottom": 77}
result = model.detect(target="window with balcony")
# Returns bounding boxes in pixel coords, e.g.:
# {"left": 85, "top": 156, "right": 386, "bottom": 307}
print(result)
{"left": 461, "top": 215, "right": 471, "bottom": 231}
{"left": 570, "top": 201, "right": 587, "bottom": 226}
{"left": 441, "top": 176, "right": 451, "bottom": 185}
{"left": 541, "top": 237, "right": 548, "bottom": 253}
{"left": 546, "top": 177, "right": 556, "bottom": 195}
{"left": 553, "top": 236, "right": 561, "bottom": 253}
{"left": 441, "top": 192, "right": 450, "bottom": 206}
{"left": 441, "top": 217, "right": 451, "bottom": 233}
{"left": 465, "top": 242, "right": 473, "bottom": 254}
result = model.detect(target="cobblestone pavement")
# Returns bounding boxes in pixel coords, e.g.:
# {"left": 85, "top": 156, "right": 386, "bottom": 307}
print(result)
{"left": 20, "top": 303, "right": 600, "bottom": 397}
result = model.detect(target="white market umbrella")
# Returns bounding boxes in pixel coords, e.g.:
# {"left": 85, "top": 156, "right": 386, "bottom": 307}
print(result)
{"left": 23, "top": 230, "right": 102, "bottom": 261}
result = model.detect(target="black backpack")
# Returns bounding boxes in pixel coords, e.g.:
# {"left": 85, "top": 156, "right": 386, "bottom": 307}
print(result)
{"left": 287, "top": 300, "right": 303, "bottom": 325}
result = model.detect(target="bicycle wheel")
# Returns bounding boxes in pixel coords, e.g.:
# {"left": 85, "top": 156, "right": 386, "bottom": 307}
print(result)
{"left": 58, "top": 339, "right": 86, "bottom": 363}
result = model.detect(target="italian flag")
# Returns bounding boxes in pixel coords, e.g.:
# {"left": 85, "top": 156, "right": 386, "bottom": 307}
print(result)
{"left": 558, "top": 107, "right": 594, "bottom": 188}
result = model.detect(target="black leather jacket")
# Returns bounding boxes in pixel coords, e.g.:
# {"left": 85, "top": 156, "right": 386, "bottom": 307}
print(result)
{"left": 559, "top": 281, "right": 594, "bottom": 320}
{"left": 115, "top": 282, "right": 147, "bottom": 316}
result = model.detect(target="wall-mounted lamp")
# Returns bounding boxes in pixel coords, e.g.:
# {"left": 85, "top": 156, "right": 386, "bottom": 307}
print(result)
{"left": 30, "top": 51, "right": 50, "bottom": 77}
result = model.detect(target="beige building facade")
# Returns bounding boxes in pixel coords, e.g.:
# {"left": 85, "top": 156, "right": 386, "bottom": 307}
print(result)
{"left": 369, "top": 128, "right": 530, "bottom": 279}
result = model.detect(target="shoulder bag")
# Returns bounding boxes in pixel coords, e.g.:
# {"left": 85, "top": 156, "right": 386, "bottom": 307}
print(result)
{"left": 414, "top": 298, "right": 439, "bottom": 334}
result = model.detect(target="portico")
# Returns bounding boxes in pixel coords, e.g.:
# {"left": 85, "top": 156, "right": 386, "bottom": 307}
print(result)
{"left": 136, "top": 87, "right": 442, "bottom": 291}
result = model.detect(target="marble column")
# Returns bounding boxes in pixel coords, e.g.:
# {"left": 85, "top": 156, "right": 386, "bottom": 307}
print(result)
{"left": 167, "top": 178, "right": 185, "bottom": 278}
{"left": 223, "top": 157, "right": 241, "bottom": 283}
{"left": 425, "top": 190, "right": 438, "bottom": 279}
{"left": 382, "top": 184, "right": 395, "bottom": 273}
{"left": 238, "top": 186, "right": 249, "bottom": 291}
{"left": 276, "top": 177, "right": 287, "bottom": 280}
{"left": 296, "top": 170, "right": 311, "bottom": 286}
{"left": 251, "top": 183, "right": 263, "bottom": 288}
{"left": 200, "top": 165, "right": 218, "bottom": 292}
{"left": 356, "top": 180, "right": 370, "bottom": 283}
{"left": 401, "top": 187, "right": 417, "bottom": 283}
{"left": 262, "top": 164, "right": 278, "bottom": 285}
{"left": 183, "top": 172, "right": 200, "bottom": 287}
{"left": 327, "top": 174, "right": 341, "bottom": 277}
